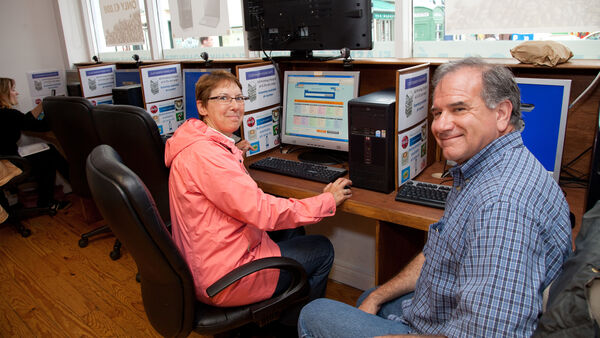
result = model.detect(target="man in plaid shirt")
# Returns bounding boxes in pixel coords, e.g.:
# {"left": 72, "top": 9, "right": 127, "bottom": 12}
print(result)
{"left": 298, "top": 57, "right": 572, "bottom": 338}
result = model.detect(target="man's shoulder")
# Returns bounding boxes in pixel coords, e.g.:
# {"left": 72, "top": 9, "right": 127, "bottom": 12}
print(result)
{"left": 472, "top": 145, "right": 565, "bottom": 211}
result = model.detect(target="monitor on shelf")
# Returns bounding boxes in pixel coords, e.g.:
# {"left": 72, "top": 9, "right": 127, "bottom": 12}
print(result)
{"left": 515, "top": 77, "right": 571, "bottom": 182}
{"left": 242, "top": 0, "right": 372, "bottom": 59}
{"left": 281, "top": 70, "right": 360, "bottom": 164}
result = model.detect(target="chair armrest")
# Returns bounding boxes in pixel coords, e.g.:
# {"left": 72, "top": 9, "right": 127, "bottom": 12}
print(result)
{"left": 206, "top": 256, "right": 308, "bottom": 317}
{"left": 206, "top": 257, "right": 308, "bottom": 321}
{"left": 206, "top": 256, "right": 306, "bottom": 297}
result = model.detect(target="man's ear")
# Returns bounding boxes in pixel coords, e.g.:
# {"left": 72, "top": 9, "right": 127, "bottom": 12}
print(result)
{"left": 496, "top": 100, "right": 513, "bottom": 133}
{"left": 197, "top": 100, "right": 207, "bottom": 117}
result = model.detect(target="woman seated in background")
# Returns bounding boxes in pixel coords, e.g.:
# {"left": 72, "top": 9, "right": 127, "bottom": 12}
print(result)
{"left": 0, "top": 77, "right": 70, "bottom": 211}
{"left": 164, "top": 71, "right": 352, "bottom": 316}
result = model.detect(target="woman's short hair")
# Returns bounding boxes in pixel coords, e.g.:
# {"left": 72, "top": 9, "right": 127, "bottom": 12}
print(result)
{"left": 195, "top": 70, "right": 242, "bottom": 110}
{"left": 0, "top": 77, "right": 15, "bottom": 109}
{"left": 432, "top": 57, "right": 522, "bottom": 129}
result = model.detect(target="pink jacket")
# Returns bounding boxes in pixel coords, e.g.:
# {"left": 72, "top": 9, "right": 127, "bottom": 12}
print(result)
{"left": 164, "top": 119, "right": 336, "bottom": 306}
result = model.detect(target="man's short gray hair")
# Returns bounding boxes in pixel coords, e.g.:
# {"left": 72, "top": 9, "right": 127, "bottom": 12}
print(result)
{"left": 432, "top": 57, "right": 523, "bottom": 129}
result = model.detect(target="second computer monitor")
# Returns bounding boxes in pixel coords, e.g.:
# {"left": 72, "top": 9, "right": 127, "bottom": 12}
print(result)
{"left": 281, "top": 70, "right": 360, "bottom": 164}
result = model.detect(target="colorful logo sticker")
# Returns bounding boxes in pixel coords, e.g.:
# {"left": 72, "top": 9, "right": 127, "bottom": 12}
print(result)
{"left": 246, "top": 116, "right": 256, "bottom": 127}
{"left": 401, "top": 167, "right": 410, "bottom": 183}
{"left": 248, "top": 129, "right": 257, "bottom": 140}
{"left": 249, "top": 141, "right": 260, "bottom": 154}
{"left": 401, "top": 135, "right": 409, "bottom": 149}
{"left": 402, "top": 151, "right": 409, "bottom": 166}
{"left": 174, "top": 99, "right": 183, "bottom": 110}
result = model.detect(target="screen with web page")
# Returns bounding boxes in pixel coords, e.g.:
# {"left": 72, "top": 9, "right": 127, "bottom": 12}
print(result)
{"left": 282, "top": 71, "right": 360, "bottom": 153}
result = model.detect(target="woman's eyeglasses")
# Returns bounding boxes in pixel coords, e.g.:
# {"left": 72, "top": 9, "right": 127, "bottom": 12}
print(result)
{"left": 208, "top": 95, "right": 249, "bottom": 105}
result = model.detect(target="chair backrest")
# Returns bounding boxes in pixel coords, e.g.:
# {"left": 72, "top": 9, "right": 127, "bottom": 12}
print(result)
{"left": 86, "top": 144, "right": 195, "bottom": 337}
{"left": 91, "top": 104, "right": 170, "bottom": 223}
{"left": 43, "top": 96, "right": 101, "bottom": 197}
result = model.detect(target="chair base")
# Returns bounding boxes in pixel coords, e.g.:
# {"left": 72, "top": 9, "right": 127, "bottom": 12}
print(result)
{"left": 4, "top": 216, "right": 32, "bottom": 237}
{"left": 79, "top": 225, "right": 122, "bottom": 260}
{"left": 5, "top": 204, "right": 56, "bottom": 237}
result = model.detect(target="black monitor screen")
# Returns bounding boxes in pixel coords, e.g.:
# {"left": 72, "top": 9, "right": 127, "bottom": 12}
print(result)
{"left": 243, "top": 0, "right": 372, "bottom": 56}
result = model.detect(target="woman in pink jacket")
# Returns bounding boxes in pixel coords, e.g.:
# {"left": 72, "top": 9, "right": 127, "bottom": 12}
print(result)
{"left": 164, "top": 71, "right": 352, "bottom": 312}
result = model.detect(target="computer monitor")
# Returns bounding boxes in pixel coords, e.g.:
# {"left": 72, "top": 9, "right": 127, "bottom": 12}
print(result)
{"left": 515, "top": 77, "right": 571, "bottom": 182}
{"left": 281, "top": 70, "right": 360, "bottom": 164}
{"left": 183, "top": 68, "right": 229, "bottom": 120}
{"left": 243, "top": 0, "right": 372, "bottom": 59}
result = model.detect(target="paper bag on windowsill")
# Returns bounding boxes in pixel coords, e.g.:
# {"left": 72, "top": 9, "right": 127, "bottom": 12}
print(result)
{"left": 510, "top": 41, "right": 573, "bottom": 67}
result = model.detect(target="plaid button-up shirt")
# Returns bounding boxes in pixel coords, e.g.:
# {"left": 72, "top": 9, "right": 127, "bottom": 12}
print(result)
{"left": 403, "top": 131, "right": 572, "bottom": 337}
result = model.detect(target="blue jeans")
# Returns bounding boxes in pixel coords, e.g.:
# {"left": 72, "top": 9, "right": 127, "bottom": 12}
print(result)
{"left": 273, "top": 232, "right": 334, "bottom": 300}
{"left": 297, "top": 287, "right": 414, "bottom": 337}
{"left": 270, "top": 229, "right": 334, "bottom": 325}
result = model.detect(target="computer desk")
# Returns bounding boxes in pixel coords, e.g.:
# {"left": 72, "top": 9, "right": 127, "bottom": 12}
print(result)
{"left": 247, "top": 148, "right": 587, "bottom": 285}
{"left": 245, "top": 148, "right": 447, "bottom": 284}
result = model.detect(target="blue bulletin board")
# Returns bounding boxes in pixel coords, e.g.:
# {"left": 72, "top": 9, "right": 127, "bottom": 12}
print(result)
{"left": 515, "top": 77, "right": 571, "bottom": 182}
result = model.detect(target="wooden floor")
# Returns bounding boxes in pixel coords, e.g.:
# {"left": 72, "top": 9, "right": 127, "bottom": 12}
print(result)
{"left": 0, "top": 194, "right": 363, "bottom": 337}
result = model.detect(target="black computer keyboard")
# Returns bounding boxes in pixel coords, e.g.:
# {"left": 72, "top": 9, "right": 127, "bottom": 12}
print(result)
{"left": 249, "top": 157, "right": 348, "bottom": 183}
{"left": 395, "top": 180, "right": 451, "bottom": 209}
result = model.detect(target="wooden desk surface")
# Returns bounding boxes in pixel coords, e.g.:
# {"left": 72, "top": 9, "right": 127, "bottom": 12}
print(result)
{"left": 245, "top": 148, "right": 445, "bottom": 232}
{"left": 245, "top": 148, "right": 587, "bottom": 233}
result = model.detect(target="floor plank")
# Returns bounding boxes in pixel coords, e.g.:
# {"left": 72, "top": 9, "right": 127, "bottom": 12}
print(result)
{"left": 0, "top": 194, "right": 362, "bottom": 337}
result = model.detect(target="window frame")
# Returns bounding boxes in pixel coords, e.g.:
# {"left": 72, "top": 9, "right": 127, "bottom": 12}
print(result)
{"left": 78, "top": 0, "right": 599, "bottom": 62}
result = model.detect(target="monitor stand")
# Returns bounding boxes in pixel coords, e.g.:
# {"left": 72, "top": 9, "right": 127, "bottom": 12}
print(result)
{"left": 297, "top": 149, "right": 347, "bottom": 165}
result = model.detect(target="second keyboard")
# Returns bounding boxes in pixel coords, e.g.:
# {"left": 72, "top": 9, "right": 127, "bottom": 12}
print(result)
{"left": 249, "top": 157, "right": 348, "bottom": 183}
{"left": 395, "top": 180, "right": 451, "bottom": 209}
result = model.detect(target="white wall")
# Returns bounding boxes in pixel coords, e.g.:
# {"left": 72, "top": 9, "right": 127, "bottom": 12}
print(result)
{"left": 306, "top": 211, "right": 376, "bottom": 290}
{"left": 0, "top": 0, "right": 68, "bottom": 112}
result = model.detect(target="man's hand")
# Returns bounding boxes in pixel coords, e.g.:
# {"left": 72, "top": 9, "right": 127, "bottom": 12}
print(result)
{"left": 358, "top": 292, "right": 383, "bottom": 315}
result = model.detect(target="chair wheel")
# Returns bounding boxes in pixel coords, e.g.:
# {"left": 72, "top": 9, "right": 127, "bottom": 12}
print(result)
{"left": 48, "top": 209, "right": 57, "bottom": 216}
{"left": 20, "top": 229, "right": 32, "bottom": 237}
{"left": 110, "top": 249, "right": 121, "bottom": 260}
{"left": 78, "top": 237, "right": 88, "bottom": 248}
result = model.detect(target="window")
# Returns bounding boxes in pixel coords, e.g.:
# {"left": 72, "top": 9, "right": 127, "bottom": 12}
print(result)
{"left": 84, "top": 0, "right": 151, "bottom": 61}
{"left": 411, "top": 0, "right": 600, "bottom": 59}
{"left": 79, "top": 0, "right": 599, "bottom": 62}
{"left": 155, "top": 0, "right": 247, "bottom": 60}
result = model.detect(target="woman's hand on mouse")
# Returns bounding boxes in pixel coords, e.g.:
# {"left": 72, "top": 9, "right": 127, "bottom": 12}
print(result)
{"left": 324, "top": 178, "right": 353, "bottom": 206}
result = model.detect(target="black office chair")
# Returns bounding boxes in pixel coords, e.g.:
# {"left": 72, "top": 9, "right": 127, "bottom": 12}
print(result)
{"left": 86, "top": 144, "right": 309, "bottom": 337}
{"left": 91, "top": 104, "right": 170, "bottom": 223}
{"left": 88, "top": 103, "right": 171, "bottom": 260}
{"left": 0, "top": 156, "right": 57, "bottom": 237}
{"left": 42, "top": 97, "right": 119, "bottom": 255}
